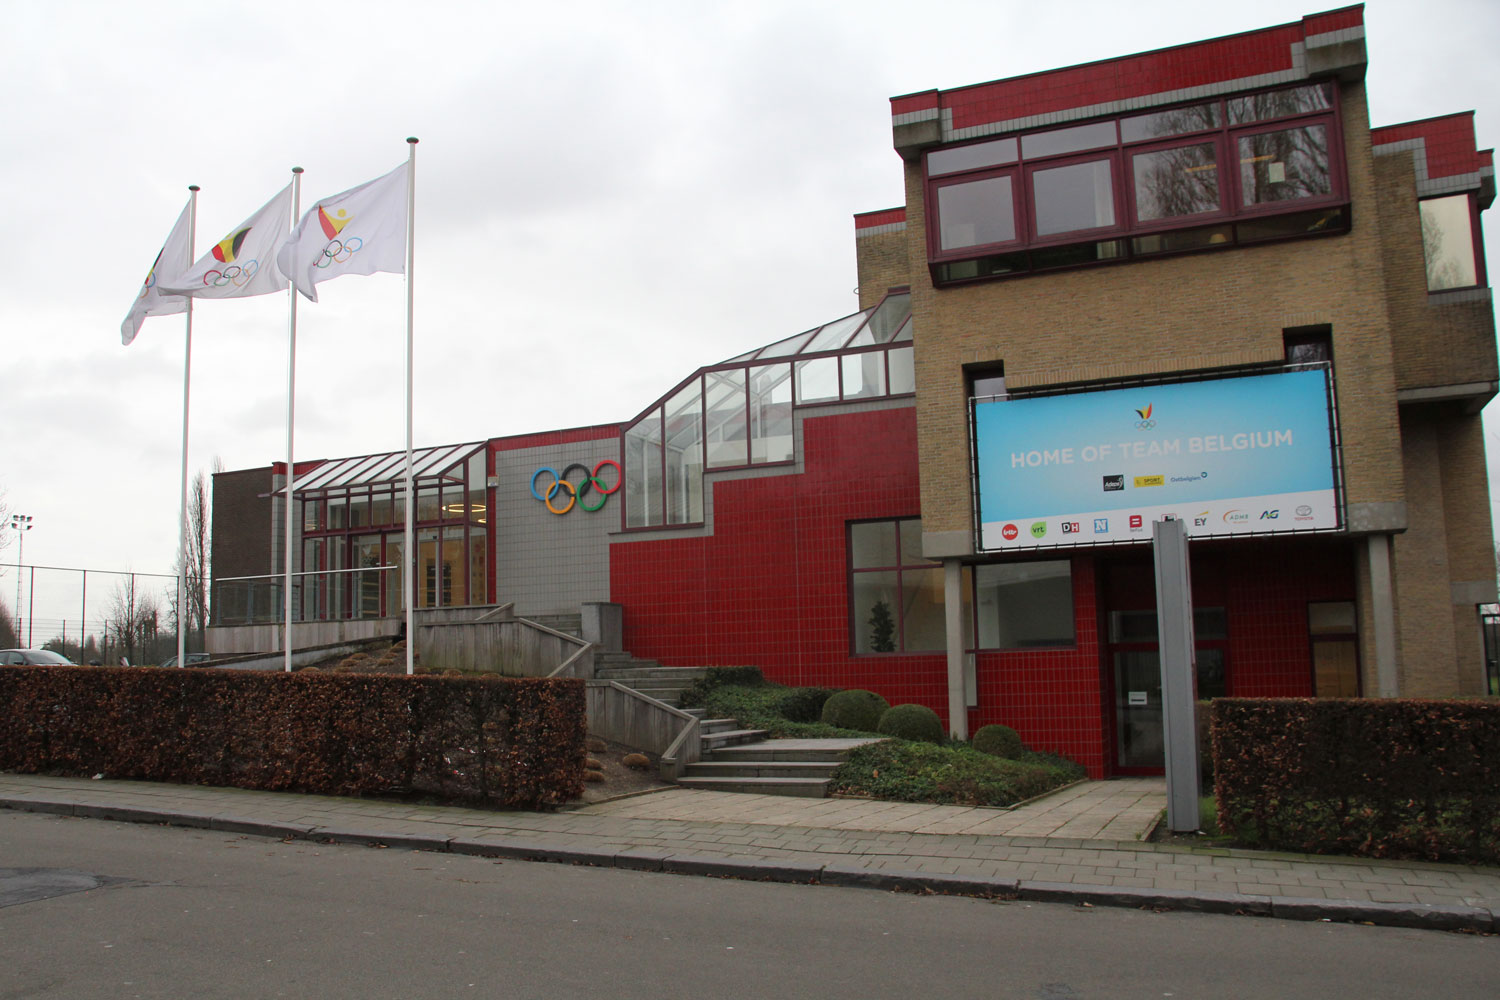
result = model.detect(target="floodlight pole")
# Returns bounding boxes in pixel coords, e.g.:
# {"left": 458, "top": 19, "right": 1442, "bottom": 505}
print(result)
{"left": 10, "top": 514, "right": 32, "bottom": 642}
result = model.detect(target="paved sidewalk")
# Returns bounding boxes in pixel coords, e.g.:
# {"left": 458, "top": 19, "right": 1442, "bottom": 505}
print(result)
{"left": 581, "top": 778, "right": 1165, "bottom": 841}
{"left": 2, "top": 772, "right": 1497, "bottom": 934}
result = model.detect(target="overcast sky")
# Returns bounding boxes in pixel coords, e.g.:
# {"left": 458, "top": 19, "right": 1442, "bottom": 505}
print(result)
{"left": 3, "top": 0, "right": 1498, "bottom": 642}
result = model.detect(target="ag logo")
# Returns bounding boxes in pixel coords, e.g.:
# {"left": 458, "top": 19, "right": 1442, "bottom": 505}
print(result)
{"left": 1001, "top": 523, "right": 1019, "bottom": 541}
{"left": 1030, "top": 522, "right": 1047, "bottom": 539}
{"left": 1260, "top": 509, "right": 1280, "bottom": 520}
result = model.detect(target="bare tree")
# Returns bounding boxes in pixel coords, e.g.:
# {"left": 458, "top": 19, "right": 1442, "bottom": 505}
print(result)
{"left": 0, "top": 596, "right": 18, "bottom": 649}
{"left": 175, "top": 464, "right": 216, "bottom": 643}
{"left": 105, "top": 581, "right": 162, "bottom": 665}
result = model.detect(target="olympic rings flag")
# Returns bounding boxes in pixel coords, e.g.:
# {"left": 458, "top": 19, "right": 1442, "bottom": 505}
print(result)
{"left": 530, "top": 460, "right": 622, "bottom": 515}
{"left": 156, "top": 184, "right": 293, "bottom": 299}
{"left": 120, "top": 197, "right": 192, "bottom": 345}
{"left": 277, "top": 162, "right": 409, "bottom": 303}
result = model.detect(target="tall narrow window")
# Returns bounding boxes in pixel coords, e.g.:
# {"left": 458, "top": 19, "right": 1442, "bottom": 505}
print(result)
{"left": 1420, "top": 195, "right": 1480, "bottom": 291}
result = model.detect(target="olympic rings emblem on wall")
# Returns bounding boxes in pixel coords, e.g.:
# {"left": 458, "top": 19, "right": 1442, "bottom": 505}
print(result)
{"left": 530, "top": 460, "right": 622, "bottom": 515}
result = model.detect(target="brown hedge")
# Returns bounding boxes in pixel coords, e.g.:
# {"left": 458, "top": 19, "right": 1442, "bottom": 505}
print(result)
{"left": 0, "top": 666, "right": 585, "bottom": 809}
{"left": 1212, "top": 697, "right": 1500, "bottom": 864}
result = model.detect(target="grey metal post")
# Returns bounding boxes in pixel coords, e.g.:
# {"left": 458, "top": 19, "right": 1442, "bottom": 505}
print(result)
{"left": 1153, "top": 517, "right": 1200, "bottom": 833}
{"left": 943, "top": 558, "right": 967, "bottom": 740}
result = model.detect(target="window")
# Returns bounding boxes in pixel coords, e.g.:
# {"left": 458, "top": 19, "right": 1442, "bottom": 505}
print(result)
{"left": 1284, "top": 326, "right": 1332, "bottom": 365}
{"left": 850, "top": 519, "right": 944, "bottom": 653}
{"left": 1309, "top": 600, "right": 1360, "bottom": 696}
{"left": 973, "top": 561, "right": 1074, "bottom": 647}
{"left": 1420, "top": 195, "right": 1481, "bottom": 291}
{"left": 925, "top": 82, "right": 1345, "bottom": 283}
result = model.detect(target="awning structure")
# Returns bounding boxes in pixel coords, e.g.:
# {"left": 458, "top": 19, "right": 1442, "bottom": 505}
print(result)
{"left": 265, "top": 441, "right": 486, "bottom": 496}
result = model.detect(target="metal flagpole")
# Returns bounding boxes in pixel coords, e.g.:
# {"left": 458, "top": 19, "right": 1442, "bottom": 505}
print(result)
{"left": 404, "top": 138, "right": 418, "bottom": 676}
{"left": 284, "top": 167, "right": 303, "bottom": 673}
{"left": 175, "top": 185, "right": 199, "bottom": 669}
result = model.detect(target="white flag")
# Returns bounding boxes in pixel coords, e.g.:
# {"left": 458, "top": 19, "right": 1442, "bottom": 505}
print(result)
{"left": 120, "top": 199, "right": 192, "bottom": 346}
{"left": 157, "top": 184, "right": 293, "bottom": 299}
{"left": 276, "top": 162, "right": 408, "bottom": 303}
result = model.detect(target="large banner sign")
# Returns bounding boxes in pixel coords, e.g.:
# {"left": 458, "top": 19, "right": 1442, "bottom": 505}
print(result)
{"left": 973, "top": 368, "right": 1340, "bottom": 551}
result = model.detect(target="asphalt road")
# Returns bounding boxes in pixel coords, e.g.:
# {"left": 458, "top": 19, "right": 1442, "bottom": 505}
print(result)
{"left": 1, "top": 810, "right": 1494, "bottom": 999}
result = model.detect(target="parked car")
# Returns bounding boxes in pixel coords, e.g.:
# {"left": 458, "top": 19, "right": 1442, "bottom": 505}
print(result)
{"left": 0, "top": 649, "right": 77, "bottom": 666}
{"left": 159, "top": 652, "right": 212, "bottom": 668}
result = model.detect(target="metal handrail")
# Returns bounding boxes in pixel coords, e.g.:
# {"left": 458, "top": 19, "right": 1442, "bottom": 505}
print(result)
{"left": 217, "top": 566, "right": 396, "bottom": 583}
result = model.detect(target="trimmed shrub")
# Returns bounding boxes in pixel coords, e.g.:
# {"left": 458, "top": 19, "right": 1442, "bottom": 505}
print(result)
{"left": 0, "top": 666, "right": 586, "bottom": 809}
{"left": 774, "top": 686, "right": 837, "bottom": 723}
{"left": 678, "top": 665, "right": 765, "bottom": 709}
{"left": 877, "top": 703, "right": 945, "bottom": 744}
{"left": 820, "top": 689, "right": 890, "bottom": 732}
{"left": 972, "top": 724, "right": 1023, "bottom": 760}
{"left": 830, "top": 740, "right": 1083, "bottom": 807}
{"left": 1213, "top": 698, "right": 1500, "bottom": 864}
{"left": 622, "top": 753, "right": 651, "bottom": 770}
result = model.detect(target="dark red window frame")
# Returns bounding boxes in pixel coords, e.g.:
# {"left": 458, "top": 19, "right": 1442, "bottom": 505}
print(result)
{"left": 923, "top": 81, "right": 1349, "bottom": 280}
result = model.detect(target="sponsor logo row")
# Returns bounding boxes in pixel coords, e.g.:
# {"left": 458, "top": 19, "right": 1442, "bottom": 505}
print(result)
{"left": 997, "top": 504, "right": 1320, "bottom": 543}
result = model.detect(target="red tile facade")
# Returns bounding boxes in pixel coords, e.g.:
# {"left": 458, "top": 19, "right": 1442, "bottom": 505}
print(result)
{"left": 1372, "top": 113, "right": 1483, "bottom": 181}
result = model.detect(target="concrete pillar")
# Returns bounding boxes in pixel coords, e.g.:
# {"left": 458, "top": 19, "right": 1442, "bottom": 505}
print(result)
{"left": 1367, "top": 533, "right": 1399, "bottom": 697}
{"left": 943, "top": 558, "right": 968, "bottom": 740}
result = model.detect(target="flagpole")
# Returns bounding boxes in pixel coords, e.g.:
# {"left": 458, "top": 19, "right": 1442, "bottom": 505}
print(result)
{"left": 404, "top": 137, "right": 418, "bottom": 676}
{"left": 176, "top": 185, "right": 199, "bottom": 669}
{"left": 284, "top": 167, "right": 303, "bottom": 674}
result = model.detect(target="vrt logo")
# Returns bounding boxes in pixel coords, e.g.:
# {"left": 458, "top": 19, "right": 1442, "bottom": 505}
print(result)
{"left": 1260, "top": 509, "right": 1280, "bottom": 520}
{"left": 1061, "top": 521, "right": 1081, "bottom": 534}
{"left": 1030, "top": 522, "right": 1048, "bottom": 539}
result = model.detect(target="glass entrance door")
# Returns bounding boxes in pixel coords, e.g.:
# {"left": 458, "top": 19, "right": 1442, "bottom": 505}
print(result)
{"left": 1108, "top": 609, "right": 1227, "bottom": 772}
{"left": 1114, "top": 650, "right": 1164, "bottom": 768}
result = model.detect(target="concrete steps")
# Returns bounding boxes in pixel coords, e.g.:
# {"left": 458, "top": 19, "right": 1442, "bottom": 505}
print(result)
{"left": 595, "top": 662, "right": 875, "bottom": 799}
{"left": 677, "top": 737, "right": 882, "bottom": 798}
{"left": 525, "top": 613, "right": 583, "bottom": 638}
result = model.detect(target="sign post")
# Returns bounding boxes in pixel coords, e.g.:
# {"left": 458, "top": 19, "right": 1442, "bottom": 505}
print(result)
{"left": 1153, "top": 516, "right": 1200, "bottom": 833}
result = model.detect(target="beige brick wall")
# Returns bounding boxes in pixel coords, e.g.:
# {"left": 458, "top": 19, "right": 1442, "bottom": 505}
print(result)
{"left": 1437, "top": 407, "right": 1497, "bottom": 694}
{"left": 905, "top": 84, "right": 1404, "bottom": 547}
{"left": 856, "top": 228, "right": 911, "bottom": 311}
{"left": 1392, "top": 410, "right": 1459, "bottom": 695}
{"left": 1374, "top": 155, "right": 1499, "bottom": 392}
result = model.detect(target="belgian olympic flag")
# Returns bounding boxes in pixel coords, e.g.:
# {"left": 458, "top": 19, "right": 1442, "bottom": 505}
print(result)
{"left": 120, "top": 198, "right": 192, "bottom": 345}
{"left": 276, "top": 162, "right": 409, "bottom": 303}
{"left": 156, "top": 185, "right": 293, "bottom": 300}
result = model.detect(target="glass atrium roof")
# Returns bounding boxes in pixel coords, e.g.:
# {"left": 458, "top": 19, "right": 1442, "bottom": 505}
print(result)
{"left": 718, "top": 292, "right": 912, "bottom": 365}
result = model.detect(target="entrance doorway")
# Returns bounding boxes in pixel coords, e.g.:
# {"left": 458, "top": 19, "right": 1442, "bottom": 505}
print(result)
{"left": 1108, "top": 608, "right": 1227, "bottom": 773}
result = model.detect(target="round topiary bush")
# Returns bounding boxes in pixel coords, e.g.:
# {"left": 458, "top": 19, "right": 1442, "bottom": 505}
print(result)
{"left": 820, "top": 689, "right": 890, "bottom": 732}
{"left": 972, "top": 724, "right": 1024, "bottom": 760}
{"left": 775, "top": 686, "right": 837, "bottom": 723}
{"left": 876, "top": 703, "right": 945, "bottom": 744}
